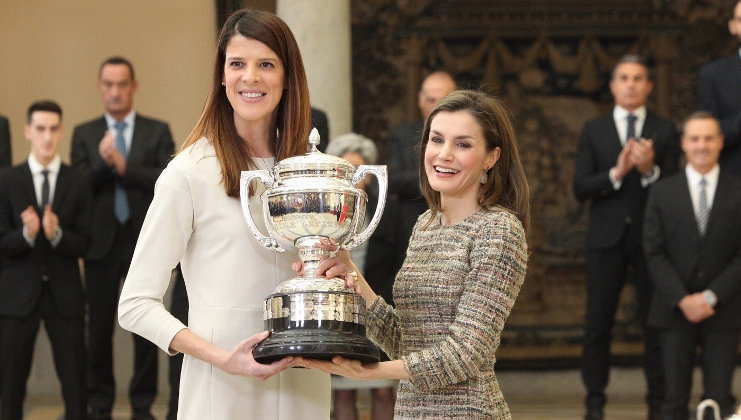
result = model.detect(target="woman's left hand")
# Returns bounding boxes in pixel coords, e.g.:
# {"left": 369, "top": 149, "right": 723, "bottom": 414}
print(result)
{"left": 298, "top": 356, "right": 377, "bottom": 380}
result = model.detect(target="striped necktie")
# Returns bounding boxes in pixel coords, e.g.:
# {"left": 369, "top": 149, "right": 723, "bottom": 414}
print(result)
{"left": 113, "top": 121, "right": 130, "bottom": 223}
{"left": 697, "top": 178, "right": 709, "bottom": 236}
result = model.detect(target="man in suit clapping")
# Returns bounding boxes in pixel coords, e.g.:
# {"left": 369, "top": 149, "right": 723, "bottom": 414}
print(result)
{"left": 574, "top": 55, "right": 681, "bottom": 420}
{"left": 0, "top": 101, "right": 91, "bottom": 419}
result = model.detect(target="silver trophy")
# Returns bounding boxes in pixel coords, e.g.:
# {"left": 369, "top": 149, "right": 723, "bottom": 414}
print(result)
{"left": 240, "top": 128, "right": 387, "bottom": 363}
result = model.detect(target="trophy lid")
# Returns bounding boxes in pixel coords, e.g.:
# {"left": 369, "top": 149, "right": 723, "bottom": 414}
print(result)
{"left": 274, "top": 128, "right": 356, "bottom": 183}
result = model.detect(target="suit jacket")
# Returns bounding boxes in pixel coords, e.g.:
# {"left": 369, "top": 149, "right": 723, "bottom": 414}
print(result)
{"left": 698, "top": 53, "right": 741, "bottom": 178}
{"left": 70, "top": 114, "right": 174, "bottom": 260}
{"left": 0, "top": 162, "right": 91, "bottom": 318}
{"left": 643, "top": 170, "right": 741, "bottom": 329}
{"left": 573, "top": 110, "right": 680, "bottom": 249}
{"left": 0, "top": 115, "right": 10, "bottom": 168}
{"left": 311, "top": 107, "right": 329, "bottom": 153}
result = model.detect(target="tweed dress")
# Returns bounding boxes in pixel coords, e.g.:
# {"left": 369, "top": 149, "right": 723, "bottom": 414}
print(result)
{"left": 364, "top": 208, "right": 527, "bottom": 419}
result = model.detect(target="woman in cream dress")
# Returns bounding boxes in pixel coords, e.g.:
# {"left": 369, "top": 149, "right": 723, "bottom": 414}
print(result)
{"left": 119, "top": 10, "right": 340, "bottom": 419}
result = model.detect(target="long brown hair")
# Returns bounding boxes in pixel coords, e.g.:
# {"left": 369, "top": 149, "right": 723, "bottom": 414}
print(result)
{"left": 182, "top": 9, "right": 311, "bottom": 197}
{"left": 419, "top": 90, "right": 530, "bottom": 231}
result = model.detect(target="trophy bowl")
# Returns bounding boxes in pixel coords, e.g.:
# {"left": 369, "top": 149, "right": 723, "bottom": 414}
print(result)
{"left": 240, "top": 129, "right": 387, "bottom": 363}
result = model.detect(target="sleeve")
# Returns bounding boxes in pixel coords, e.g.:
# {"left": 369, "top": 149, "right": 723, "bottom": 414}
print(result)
{"left": 122, "top": 122, "right": 175, "bottom": 191}
{"left": 642, "top": 186, "right": 688, "bottom": 307}
{"left": 70, "top": 126, "right": 116, "bottom": 193}
{"left": 0, "top": 173, "right": 32, "bottom": 257}
{"left": 364, "top": 295, "right": 402, "bottom": 359}
{"left": 118, "top": 163, "right": 192, "bottom": 354}
{"left": 401, "top": 213, "right": 528, "bottom": 392}
{"left": 573, "top": 124, "right": 616, "bottom": 201}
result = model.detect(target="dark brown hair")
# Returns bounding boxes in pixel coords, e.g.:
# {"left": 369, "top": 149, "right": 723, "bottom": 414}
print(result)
{"left": 27, "top": 100, "right": 62, "bottom": 123}
{"left": 99, "top": 56, "right": 135, "bottom": 81}
{"left": 182, "top": 9, "right": 310, "bottom": 197}
{"left": 418, "top": 90, "right": 530, "bottom": 231}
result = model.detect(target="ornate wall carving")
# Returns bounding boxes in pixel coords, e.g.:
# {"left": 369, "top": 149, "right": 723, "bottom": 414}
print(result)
{"left": 351, "top": 0, "right": 736, "bottom": 366}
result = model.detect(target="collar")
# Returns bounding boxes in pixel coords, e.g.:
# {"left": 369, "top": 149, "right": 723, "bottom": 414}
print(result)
{"left": 613, "top": 105, "right": 647, "bottom": 122}
{"left": 105, "top": 109, "right": 136, "bottom": 129}
{"left": 685, "top": 163, "right": 720, "bottom": 186}
{"left": 27, "top": 154, "right": 61, "bottom": 175}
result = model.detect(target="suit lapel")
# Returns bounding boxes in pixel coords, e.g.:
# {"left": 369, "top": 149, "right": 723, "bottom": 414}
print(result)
{"left": 672, "top": 173, "right": 701, "bottom": 239}
{"left": 602, "top": 116, "right": 623, "bottom": 160}
{"left": 52, "top": 165, "right": 68, "bottom": 210}
{"left": 128, "top": 115, "right": 144, "bottom": 164}
{"left": 704, "top": 171, "right": 731, "bottom": 237}
{"left": 19, "top": 163, "right": 39, "bottom": 210}
{"left": 641, "top": 112, "right": 656, "bottom": 140}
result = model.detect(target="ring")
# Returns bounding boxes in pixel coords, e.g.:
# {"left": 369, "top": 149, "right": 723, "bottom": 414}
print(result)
{"left": 347, "top": 271, "right": 357, "bottom": 279}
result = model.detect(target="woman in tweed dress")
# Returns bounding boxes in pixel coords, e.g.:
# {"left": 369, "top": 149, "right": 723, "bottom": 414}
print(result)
{"left": 301, "top": 90, "right": 529, "bottom": 419}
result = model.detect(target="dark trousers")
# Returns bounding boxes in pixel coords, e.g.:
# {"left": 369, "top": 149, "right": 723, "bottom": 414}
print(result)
{"left": 167, "top": 268, "right": 188, "bottom": 420}
{"left": 582, "top": 226, "right": 663, "bottom": 410}
{"left": 86, "top": 222, "right": 157, "bottom": 414}
{"left": 0, "top": 285, "right": 86, "bottom": 420}
{"left": 659, "top": 327, "right": 739, "bottom": 420}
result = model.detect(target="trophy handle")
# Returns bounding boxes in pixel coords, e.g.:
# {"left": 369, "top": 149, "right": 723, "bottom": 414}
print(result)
{"left": 343, "top": 165, "right": 387, "bottom": 250}
{"left": 240, "top": 170, "right": 285, "bottom": 252}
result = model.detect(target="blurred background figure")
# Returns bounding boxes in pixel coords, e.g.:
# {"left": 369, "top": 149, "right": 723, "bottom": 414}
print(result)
{"left": 326, "top": 132, "right": 396, "bottom": 420}
{"left": 363, "top": 70, "right": 456, "bottom": 307}
{"left": 698, "top": 0, "right": 741, "bottom": 178}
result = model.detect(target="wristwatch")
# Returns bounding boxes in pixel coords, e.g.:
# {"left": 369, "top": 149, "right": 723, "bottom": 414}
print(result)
{"left": 702, "top": 289, "right": 718, "bottom": 307}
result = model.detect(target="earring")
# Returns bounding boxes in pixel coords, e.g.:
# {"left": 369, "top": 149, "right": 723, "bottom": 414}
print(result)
{"left": 221, "top": 81, "right": 225, "bottom": 86}
{"left": 480, "top": 170, "right": 488, "bottom": 184}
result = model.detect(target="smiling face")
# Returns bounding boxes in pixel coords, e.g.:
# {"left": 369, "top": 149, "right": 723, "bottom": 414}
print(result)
{"left": 682, "top": 117, "right": 723, "bottom": 174}
{"left": 223, "top": 35, "right": 285, "bottom": 131}
{"left": 609, "top": 62, "right": 653, "bottom": 112}
{"left": 26, "top": 111, "right": 62, "bottom": 166}
{"left": 424, "top": 111, "right": 500, "bottom": 204}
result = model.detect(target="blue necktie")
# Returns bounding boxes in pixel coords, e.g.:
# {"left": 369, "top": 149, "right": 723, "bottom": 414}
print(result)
{"left": 114, "top": 121, "right": 130, "bottom": 223}
{"left": 626, "top": 113, "right": 637, "bottom": 143}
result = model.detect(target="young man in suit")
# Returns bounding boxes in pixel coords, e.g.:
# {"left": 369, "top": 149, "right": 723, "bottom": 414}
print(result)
{"left": 0, "top": 100, "right": 91, "bottom": 419}
{"left": 573, "top": 55, "right": 681, "bottom": 420}
{"left": 698, "top": 0, "right": 741, "bottom": 178}
{"left": 643, "top": 112, "right": 741, "bottom": 420}
{"left": 71, "top": 56, "right": 175, "bottom": 420}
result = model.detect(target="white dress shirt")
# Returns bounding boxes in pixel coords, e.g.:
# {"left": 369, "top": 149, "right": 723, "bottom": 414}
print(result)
{"left": 685, "top": 163, "right": 719, "bottom": 222}
{"left": 609, "top": 105, "right": 660, "bottom": 189}
{"left": 104, "top": 110, "right": 136, "bottom": 154}
{"left": 24, "top": 154, "right": 63, "bottom": 247}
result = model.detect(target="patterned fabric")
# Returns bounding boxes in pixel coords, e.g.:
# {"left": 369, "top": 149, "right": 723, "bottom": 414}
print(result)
{"left": 365, "top": 208, "right": 528, "bottom": 419}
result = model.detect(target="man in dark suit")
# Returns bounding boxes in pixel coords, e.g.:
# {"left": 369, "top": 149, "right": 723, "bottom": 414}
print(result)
{"left": 573, "top": 55, "right": 680, "bottom": 420}
{"left": 364, "top": 70, "right": 456, "bottom": 303}
{"left": 71, "top": 56, "right": 174, "bottom": 420}
{"left": 698, "top": 0, "right": 741, "bottom": 178}
{"left": 0, "top": 114, "right": 10, "bottom": 167}
{"left": 643, "top": 112, "right": 741, "bottom": 420}
{"left": 0, "top": 100, "right": 91, "bottom": 419}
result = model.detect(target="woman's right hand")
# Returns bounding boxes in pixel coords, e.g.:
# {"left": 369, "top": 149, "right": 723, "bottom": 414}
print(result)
{"left": 220, "top": 331, "right": 300, "bottom": 380}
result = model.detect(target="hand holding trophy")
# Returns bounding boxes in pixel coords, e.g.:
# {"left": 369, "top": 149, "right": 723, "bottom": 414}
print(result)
{"left": 240, "top": 128, "right": 387, "bottom": 363}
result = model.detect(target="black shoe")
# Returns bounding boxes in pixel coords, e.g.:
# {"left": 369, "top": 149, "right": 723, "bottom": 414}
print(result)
{"left": 88, "top": 407, "right": 112, "bottom": 420}
{"left": 585, "top": 406, "right": 604, "bottom": 420}
{"left": 132, "top": 410, "right": 155, "bottom": 420}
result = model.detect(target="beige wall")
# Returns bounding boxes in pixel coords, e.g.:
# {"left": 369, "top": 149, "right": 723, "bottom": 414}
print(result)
{"left": 0, "top": 0, "right": 216, "bottom": 397}
{"left": 0, "top": 0, "right": 217, "bottom": 162}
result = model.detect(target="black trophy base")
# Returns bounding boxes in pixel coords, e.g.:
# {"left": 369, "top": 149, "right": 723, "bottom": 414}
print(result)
{"left": 253, "top": 328, "right": 381, "bottom": 364}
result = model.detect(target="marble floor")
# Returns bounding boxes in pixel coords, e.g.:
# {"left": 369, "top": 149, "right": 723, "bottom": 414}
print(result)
{"left": 16, "top": 367, "right": 741, "bottom": 419}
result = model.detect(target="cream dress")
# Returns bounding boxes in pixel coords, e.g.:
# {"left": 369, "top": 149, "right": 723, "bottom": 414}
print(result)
{"left": 119, "top": 138, "right": 330, "bottom": 419}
